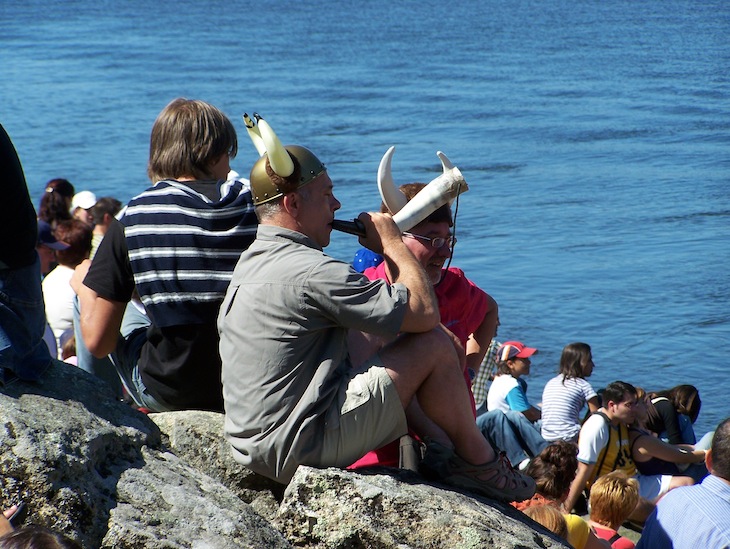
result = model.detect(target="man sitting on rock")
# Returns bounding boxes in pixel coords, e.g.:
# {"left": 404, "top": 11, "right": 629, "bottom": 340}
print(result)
{"left": 218, "top": 114, "right": 535, "bottom": 502}
{"left": 72, "top": 98, "right": 258, "bottom": 412}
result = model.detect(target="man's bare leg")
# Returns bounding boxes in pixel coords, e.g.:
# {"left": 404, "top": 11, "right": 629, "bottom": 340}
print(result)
{"left": 380, "top": 328, "right": 496, "bottom": 465}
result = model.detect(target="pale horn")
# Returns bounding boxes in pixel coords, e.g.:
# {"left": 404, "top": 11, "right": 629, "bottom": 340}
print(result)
{"left": 332, "top": 149, "right": 469, "bottom": 237}
{"left": 377, "top": 146, "right": 408, "bottom": 215}
{"left": 243, "top": 113, "right": 266, "bottom": 156}
{"left": 255, "top": 114, "right": 295, "bottom": 177}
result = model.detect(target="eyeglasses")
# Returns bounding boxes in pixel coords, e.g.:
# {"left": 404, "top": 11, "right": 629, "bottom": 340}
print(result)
{"left": 402, "top": 232, "right": 457, "bottom": 250}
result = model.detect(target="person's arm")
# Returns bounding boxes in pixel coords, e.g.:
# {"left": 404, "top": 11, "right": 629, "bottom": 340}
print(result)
{"left": 465, "top": 295, "right": 498, "bottom": 376}
{"left": 563, "top": 461, "right": 594, "bottom": 513}
{"left": 505, "top": 381, "right": 541, "bottom": 422}
{"left": 70, "top": 260, "right": 126, "bottom": 357}
{"left": 632, "top": 433, "right": 706, "bottom": 464}
{"left": 587, "top": 396, "right": 601, "bottom": 414}
{"left": 655, "top": 400, "right": 683, "bottom": 444}
{"left": 357, "top": 212, "right": 439, "bottom": 332}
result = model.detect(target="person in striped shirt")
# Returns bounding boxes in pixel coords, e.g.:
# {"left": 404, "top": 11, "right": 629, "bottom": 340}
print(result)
{"left": 71, "top": 98, "right": 257, "bottom": 412}
{"left": 541, "top": 342, "right": 600, "bottom": 443}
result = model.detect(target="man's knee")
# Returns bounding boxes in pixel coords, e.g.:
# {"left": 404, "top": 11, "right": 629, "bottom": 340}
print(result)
{"left": 407, "top": 328, "right": 458, "bottom": 366}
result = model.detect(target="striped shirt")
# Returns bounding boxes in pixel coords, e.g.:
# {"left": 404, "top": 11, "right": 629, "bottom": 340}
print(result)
{"left": 636, "top": 475, "right": 730, "bottom": 549}
{"left": 122, "top": 179, "right": 257, "bottom": 328}
{"left": 541, "top": 374, "right": 597, "bottom": 442}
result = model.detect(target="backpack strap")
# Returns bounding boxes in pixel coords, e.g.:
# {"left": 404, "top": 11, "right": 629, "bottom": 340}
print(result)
{"left": 592, "top": 412, "right": 612, "bottom": 482}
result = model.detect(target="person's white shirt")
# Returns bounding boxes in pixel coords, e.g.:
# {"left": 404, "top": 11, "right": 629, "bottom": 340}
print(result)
{"left": 41, "top": 264, "right": 75, "bottom": 358}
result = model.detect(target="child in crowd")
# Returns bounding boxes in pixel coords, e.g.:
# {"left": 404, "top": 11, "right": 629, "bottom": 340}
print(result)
{"left": 588, "top": 471, "right": 639, "bottom": 549}
{"left": 486, "top": 341, "right": 541, "bottom": 423}
{"left": 523, "top": 504, "right": 568, "bottom": 541}
{"left": 541, "top": 342, "right": 600, "bottom": 442}
{"left": 513, "top": 441, "right": 611, "bottom": 549}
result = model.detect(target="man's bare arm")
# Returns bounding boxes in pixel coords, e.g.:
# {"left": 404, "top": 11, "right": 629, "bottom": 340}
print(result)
{"left": 563, "top": 461, "right": 594, "bottom": 513}
{"left": 357, "top": 212, "right": 439, "bottom": 333}
{"left": 70, "top": 260, "right": 126, "bottom": 357}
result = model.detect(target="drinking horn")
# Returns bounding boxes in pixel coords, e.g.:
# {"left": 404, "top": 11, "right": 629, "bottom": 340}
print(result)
{"left": 332, "top": 147, "right": 469, "bottom": 236}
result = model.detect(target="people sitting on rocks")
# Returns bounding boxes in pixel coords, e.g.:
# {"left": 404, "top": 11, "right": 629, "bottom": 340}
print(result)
{"left": 487, "top": 341, "right": 542, "bottom": 424}
{"left": 636, "top": 416, "right": 730, "bottom": 548}
{"left": 218, "top": 115, "right": 535, "bottom": 502}
{"left": 71, "top": 97, "right": 258, "bottom": 412}
{"left": 563, "top": 381, "right": 694, "bottom": 525}
{"left": 0, "top": 124, "right": 54, "bottom": 386}
{"left": 42, "top": 219, "right": 92, "bottom": 358}
{"left": 588, "top": 471, "right": 640, "bottom": 549}
{"left": 630, "top": 387, "right": 707, "bottom": 483}
{"left": 541, "top": 342, "right": 600, "bottom": 443}
{"left": 513, "top": 441, "right": 611, "bottom": 549}
{"left": 346, "top": 182, "right": 502, "bottom": 467}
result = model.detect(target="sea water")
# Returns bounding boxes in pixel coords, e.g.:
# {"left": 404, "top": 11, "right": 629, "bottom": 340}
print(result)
{"left": 1, "top": 0, "right": 728, "bottom": 435}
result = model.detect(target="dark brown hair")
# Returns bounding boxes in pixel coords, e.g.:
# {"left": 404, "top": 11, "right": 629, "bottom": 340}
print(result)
{"left": 89, "top": 197, "right": 122, "bottom": 224}
{"left": 0, "top": 526, "right": 81, "bottom": 549}
{"left": 649, "top": 385, "right": 702, "bottom": 424}
{"left": 38, "top": 178, "right": 75, "bottom": 227}
{"left": 558, "top": 342, "right": 592, "bottom": 381}
{"left": 54, "top": 219, "right": 92, "bottom": 267}
{"left": 525, "top": 441, "right": 578, "bottom": 500}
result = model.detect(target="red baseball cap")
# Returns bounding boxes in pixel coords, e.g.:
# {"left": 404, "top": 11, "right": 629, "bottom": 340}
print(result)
{"left": 497, "top": 341, "right": 538, "bottom": 361}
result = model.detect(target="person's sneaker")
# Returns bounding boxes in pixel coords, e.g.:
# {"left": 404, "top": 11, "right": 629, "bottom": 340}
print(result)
{"left": 441, "top": 451, "right": 536, "bottom": 503}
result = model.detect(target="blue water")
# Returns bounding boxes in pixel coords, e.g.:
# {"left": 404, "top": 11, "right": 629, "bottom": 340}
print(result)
{"left": 1, "top": 0, "right": 728, "bottom": 436}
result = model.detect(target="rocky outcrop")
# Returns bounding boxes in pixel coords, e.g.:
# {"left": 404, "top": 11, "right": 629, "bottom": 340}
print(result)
{"left": 1, "top": 361, "right": 568, "bottom": 548}
{"left": 0, "top": 361, "right": 289, "bottom": 548}
{"left": 276, "top": 466, "right": 566, "bottom": 548}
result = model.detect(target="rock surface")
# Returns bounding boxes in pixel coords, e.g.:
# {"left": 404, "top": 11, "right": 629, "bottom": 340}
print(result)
{"left": 0, "top": 361, "right": 289, "bottom": 548}
{"left": 1, "top": 361, "right": 569, "bottom": 548}
{"left": 276, "top": 466, "right": 566, "bottom": 549}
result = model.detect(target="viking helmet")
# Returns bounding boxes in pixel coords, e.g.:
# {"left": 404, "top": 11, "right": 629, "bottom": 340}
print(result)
{"left": 244, "top": 113, "right": 326, "bottom": 205}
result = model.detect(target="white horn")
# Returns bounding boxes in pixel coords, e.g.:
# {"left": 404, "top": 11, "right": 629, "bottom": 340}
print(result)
{"left": 243, "top": 113, "right": 266, "bottom": 156}
{"left": 377, "top": 146, "right": 408, "bottom": 214}
{"left": 392, "top": 166, "right": 469, "bottom": 232}
{"left": 256, "top": 114, "right": 294, "bottom": 177}
{"left": 437, "top": 150, "right": 454, "bottom": 172}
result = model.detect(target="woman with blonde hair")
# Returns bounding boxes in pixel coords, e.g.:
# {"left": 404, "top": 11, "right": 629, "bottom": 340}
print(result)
{"left": 588, "top": 471, "right": 639, "bottom": 548}
{"left": 524, "top": 504, "right": 568, "bottom": 540}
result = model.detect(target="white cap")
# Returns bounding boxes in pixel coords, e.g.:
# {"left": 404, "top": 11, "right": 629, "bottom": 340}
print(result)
{"left": 70, "top": 190, "right": 97, "bottom": 212}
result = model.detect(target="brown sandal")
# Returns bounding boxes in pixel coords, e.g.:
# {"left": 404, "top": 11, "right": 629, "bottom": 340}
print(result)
{"left": 442, "top": 451, "right": 536, "bottom": 502}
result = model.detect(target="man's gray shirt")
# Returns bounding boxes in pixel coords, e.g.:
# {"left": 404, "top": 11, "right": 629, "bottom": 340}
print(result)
{"left": 218, "top": 225, "right": 408, "bottom": 482}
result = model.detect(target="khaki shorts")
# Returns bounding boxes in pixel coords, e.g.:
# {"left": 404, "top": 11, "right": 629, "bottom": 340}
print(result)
{"left": 320, "top": 356, "right": 407, "bottom": 467}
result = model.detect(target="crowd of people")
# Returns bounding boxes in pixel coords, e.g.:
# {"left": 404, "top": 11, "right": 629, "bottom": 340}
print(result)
{"left": 1, "top": 100, "right": 728, "bottom": 547}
